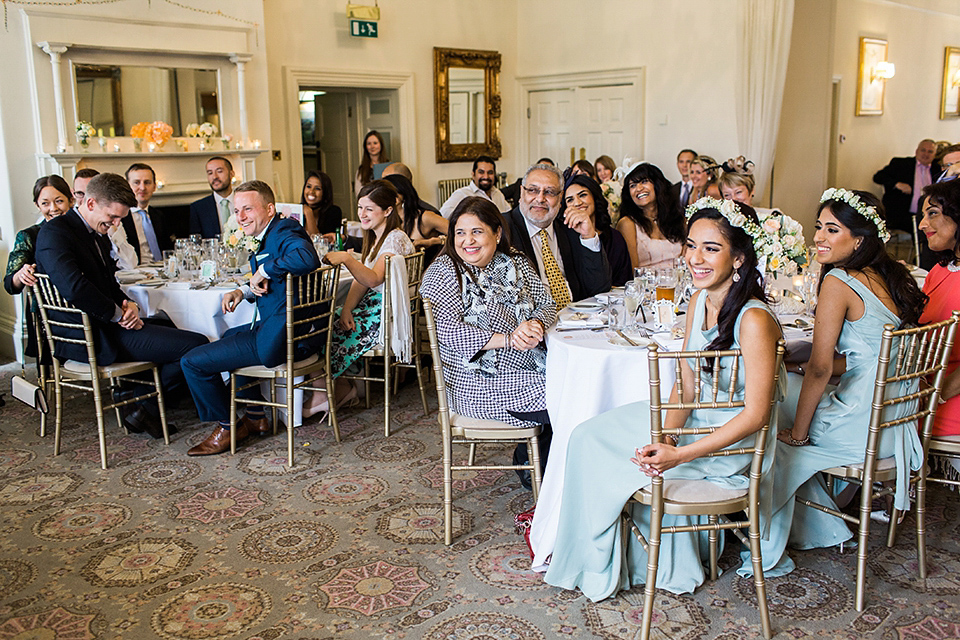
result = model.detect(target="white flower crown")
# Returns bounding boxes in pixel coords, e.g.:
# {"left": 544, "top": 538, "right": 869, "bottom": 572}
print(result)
{"left": 819, "top": 187, "right": 891, "bottom": 242}
{"left": 686, "top": 197, "right": 764, "bottom": 247}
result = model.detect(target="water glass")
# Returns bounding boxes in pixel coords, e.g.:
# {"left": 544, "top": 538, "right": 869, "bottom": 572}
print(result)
{"left": 607, "top": 298, "right": 626, "bottom": 329}
{"left": 162, "top": 250, "right": 178, "bottom": 279}
{"left": 624, "top": 281, "right": 642, "bottom": 328}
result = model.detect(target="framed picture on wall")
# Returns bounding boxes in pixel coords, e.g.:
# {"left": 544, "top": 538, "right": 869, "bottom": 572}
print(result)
{"left": 856, "top": 37, "right": 888, "bottom": 116}
{"left": 941, "top": 47, "right": 960, "bottom": 119}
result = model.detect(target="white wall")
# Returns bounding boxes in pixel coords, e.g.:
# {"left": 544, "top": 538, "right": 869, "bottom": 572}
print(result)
{"left": 833, "top": 0, "right": 960, "bottom": 194}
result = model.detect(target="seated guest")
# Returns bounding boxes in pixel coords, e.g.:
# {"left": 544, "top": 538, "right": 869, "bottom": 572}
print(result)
{"left": 538, "top": 198, "right": 784, "bottom": 599}
{"left": 189, "top": 157, "right": 235, "bottom": 238}
{"left": 383, "top": 174, "right": 448, "bottom": 258}
{"left": 300, "top": 170, "right": 343, "bottom": 237}
{"left": 718, "top": 161, "right": 784, "bottom": 220}
{"left": 595, "top": 155, "right": 616, "bottom": 184}
{"left": 688, "top": 155, "right": 722, "bottom": 203}
{"left": 570, "top": 159, "right": 598, "bottom": 182}
{"left": 304, "top": 180, "right": 414, "bottom": 416}
{"left": 74, "top": 169, "right": 137, "bottom": 271}
{"left": 562, "top": 174, "right": 632, "bottom": 286}
{"left": 4, "top": 175, "right": 73, "bottom": 360}
{"left": 502, "top": 157, "right": 555, "bottom": 208}
{"left": 123, "top": 163, "right": 171, "bottom": 265}
{"left": 595, "top": 155, "right": 622, "bottom": 223}
{"left": 758, "top": 189, "right": 927, "bottom": 578}
{"left": 615, "top": 162, "right": 685, "bottom": 269}
{"left": 505, "top": 163, "right": 611, "bottom": 308}
{"left": 917, "top": 179, "right": 960, "bottom": 476}
{"left": 181, "top": 180, "right": 320, "bottom": 455}
{"left": 439, "top": 155, "right": 510, "bottom": 219}
{"left": 35, "top": 173, "right": 208, "bottom": 438}
{"left": 420, "top": 197, "right": 556, "bottom": 428}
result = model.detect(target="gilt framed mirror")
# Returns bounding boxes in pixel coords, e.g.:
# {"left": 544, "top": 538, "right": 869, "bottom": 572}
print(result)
{"left": 433, "top": 47, "right": 501, "bottom": 163}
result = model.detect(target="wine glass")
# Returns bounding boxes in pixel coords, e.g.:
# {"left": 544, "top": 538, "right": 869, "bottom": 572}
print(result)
{"left": 624, "top": 281, "right": 642, "bottom": 329}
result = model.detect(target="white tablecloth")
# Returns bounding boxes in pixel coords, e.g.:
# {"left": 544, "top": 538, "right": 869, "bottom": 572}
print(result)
{"left": 530, "top": 326, "right": 681, "bottom": 569}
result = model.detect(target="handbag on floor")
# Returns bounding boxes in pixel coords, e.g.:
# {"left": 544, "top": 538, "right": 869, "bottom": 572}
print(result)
{"left": 514, "top": 506, "right": 536, "bottom": 560}
{"left": 11, "top": 369, "right": 47, "bottom": 413}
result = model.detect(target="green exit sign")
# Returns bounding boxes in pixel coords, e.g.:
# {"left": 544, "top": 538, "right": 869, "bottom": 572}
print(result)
{"left": 350, "top": 20, "right": 378, "bottom": 38}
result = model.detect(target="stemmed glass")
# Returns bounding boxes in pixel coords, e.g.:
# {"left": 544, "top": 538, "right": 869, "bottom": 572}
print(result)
{"left": 624, "top": 281, "right": 642, "bottom": 329}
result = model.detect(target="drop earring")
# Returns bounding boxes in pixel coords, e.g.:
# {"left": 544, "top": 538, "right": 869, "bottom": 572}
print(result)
{"left": 733, "top": 270, "right": 741, "bottom": 283}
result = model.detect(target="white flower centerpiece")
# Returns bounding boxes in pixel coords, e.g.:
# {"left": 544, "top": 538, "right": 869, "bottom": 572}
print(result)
{"left": 75, "top": 121, "right": 96, "bottom": 150}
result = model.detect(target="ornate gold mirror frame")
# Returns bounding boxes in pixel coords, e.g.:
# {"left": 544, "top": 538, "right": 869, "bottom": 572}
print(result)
{"left": 433, "top": 47, "right": 501, "bottom": 163}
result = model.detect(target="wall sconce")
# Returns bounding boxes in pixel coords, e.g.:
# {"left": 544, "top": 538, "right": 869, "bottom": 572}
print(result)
{"left": 872, "top": 61, "right": 896, "bottom": 82}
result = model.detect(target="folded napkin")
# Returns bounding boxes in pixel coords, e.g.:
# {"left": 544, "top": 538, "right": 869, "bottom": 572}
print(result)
{"left": 556, "top": 309, "right": 606, "bottom": 329}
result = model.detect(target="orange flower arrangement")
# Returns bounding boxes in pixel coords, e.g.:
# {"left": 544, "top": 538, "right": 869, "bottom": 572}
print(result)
{"left": 146, "top": 121, "right": 173, "bottom": 147}
{"left": 129, "top": 122, "right": 149, "bottom": 138}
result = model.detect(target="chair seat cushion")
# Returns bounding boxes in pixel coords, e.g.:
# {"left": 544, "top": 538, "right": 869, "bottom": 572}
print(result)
{"left": 640, "top": 479, "right": 747, "bottom": 504}
{"left": 823, "top": 456, "right": 896, "bottom": 475}
{"left": 930, "top": 435, "right": 960, "bottom": 454}
{"left": 63, "top": 359, "right": 154, "bottom": 377}
{"left": 233, "top": 353, "right": 320, "bottom": 377}
{"left": 450, "top": 412, "right": 535, "bottom": 432}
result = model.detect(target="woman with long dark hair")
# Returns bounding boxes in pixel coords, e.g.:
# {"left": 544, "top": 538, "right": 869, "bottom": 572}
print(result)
{"left": 757, "top": 189, "right": 928, "bottom": 578}
{"left": 561, "top": 174, "right": 631, "bottom": 286}
{"left": 419, "top": 196, "right": 555, "bottom": 427}
{"left": 354, "top": 130, "right": 389, "bottom": 197}
{"left": 300, "top": 170, "right": 342, "bottom": 236}
{"left": 614, "top": 163, "right": 685, "bottom": 269}
{"left": 382, "top": 174, "right": 448, "bottom": 257}
{"left": 536, "top": 198, "right": 784, "bottom": 599}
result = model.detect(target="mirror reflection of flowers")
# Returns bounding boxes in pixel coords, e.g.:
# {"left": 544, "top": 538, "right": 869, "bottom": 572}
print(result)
{"left": 222, "top": 214, "right": 260, "bottom": 253}
{"left": 130, "top": 121, "right": 149, "bottom": 139}
{"left": 75, "top": 121, "right": 96, "bottom": 147}
{"left": 145, "top": 121, "right": 173, "bottom": 147}
{"left": 186, "top": 122, "right": 218, "bottom": 142}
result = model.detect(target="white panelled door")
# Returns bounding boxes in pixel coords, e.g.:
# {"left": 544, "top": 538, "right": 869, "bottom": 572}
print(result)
{"left": 314, "top": 92, "right": 353, "bottom": 215}
{"left": 360, "top": 89, "right": 400, "bottom": 162}
{"left": 527, "top": 81, "right": 639, "bottom": 168}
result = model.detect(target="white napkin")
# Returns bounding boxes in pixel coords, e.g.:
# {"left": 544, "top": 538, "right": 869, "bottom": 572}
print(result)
{"left": 381, "top": 256, "right": 412, "bottom": 363}
{"left": 557, "top": 309, "right": 606, "bottom": 329}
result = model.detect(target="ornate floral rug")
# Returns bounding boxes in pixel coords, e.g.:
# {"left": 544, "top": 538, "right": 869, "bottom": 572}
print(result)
{"left": 0, "top": 360, "right": 958, "bottom": 640}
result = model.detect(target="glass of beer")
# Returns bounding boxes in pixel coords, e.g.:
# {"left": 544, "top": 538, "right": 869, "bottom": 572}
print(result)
{"left": 656, "top": 268, "right": 677, "bottom": 302}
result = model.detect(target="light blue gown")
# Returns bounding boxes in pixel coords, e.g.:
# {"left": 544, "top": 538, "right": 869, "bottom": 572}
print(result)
{"left": 751, "top": 270, "right": 923, "bottom": 578}
{"left": 543, "top": 294, "right": 785, "bottom": 601}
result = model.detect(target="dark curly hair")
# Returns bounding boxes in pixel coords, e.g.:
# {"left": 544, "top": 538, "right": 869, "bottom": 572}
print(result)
{"left": 618, "top": 163, "right": 684, "bottom": 243}
{"left": 920, "top": 179, "right": 960, "bottom": 266}
{"left": 560, "top": 174, "right": 612, "bottom": 232}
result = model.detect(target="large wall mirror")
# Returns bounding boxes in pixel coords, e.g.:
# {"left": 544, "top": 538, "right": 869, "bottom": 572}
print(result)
{"left": 75, "top": 64, "right": 220, "bottom": 137}
{"left": 433, "top": 47, "right": 501, "bottom": 163}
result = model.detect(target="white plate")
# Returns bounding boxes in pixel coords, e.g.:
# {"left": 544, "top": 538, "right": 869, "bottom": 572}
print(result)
{"left": 607, "top": 332, "right": 651, "bottom": 348}
{"left": 569, "top": 302, "right": 603, "bottom": 311}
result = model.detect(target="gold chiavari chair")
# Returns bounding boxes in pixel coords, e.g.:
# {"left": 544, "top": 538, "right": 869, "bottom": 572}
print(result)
{"left": 622, "top": 340, "right": 786, "bottom": 640}
{"left": 31, "top": 274, "right": 169, "bottom": 469}
{"left": 798, "top": 312, "right": 957, "bottom": 611}
{"left": 228, "top": 264, "right": 341, "bottom": 467}
{"left": 423, "top": 299, "right": 542, "bottom": 545}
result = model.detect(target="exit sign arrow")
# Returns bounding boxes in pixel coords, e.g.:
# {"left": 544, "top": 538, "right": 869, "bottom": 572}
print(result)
{"left": 351, "top": 20, "right": 378, "bottom": 38}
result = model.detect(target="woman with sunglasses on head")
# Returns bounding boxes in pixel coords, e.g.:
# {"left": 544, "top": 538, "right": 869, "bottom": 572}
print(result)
{"left": 538, "top": 198, "right": 784, "bottom": 599}
{"left": 754, "top": 189, "right": 927, "bottom": 579}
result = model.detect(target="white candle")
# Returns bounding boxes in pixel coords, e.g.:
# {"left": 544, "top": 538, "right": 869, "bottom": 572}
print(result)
{"left": 148, "top": 142, "right": 156, "bottom": 152}
{"left": 253, "top": 139, "right": 261, "bottom": 149}
{"left": 199, "top": 141, "right": 206, "bottom": 151}
{"left": 113, "top": 143, "right": 121, "bottom": 153}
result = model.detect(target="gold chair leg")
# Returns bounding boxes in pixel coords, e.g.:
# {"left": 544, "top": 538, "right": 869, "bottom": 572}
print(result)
{"left": 383, "top": 352, "right": 391, "bottom": 437}
{"left": 229, "top": 375, "right": 238, "bottom": 455}
{"left": 467, "top": 443, "right": 477, "bottom": 465}
{"left": 270, "top": 380, "right": 278, "bottom": 435}
{"left": 414, "top": 352, "right": 429, "bottom": 416}
{"left": 529, "top": 436, "right": 542, "bottom": 502}
{"left": 640, "top": 493, "right": 663, "bottom": 640}
{"left": 152, "top": 367, "right": 170, "bottom": 445}
{"left": 286, "top": 376, "right": 295, "bottom": 467}
{"left": 708, "top": 515, "right": 719, "bottom": 581}
{"left": 917, "top": 467, "right": 928, "bottom": 580}
{"left": 91, "top": 378, "right": 108, "bottom": 470}
{"left": 855, "top": 492, "right": 872, "bottom": 611}
{"left": 364, "top": 360, "right": 371, "bottom": 409}
{"left": 748, "top": 513, "right": 773, "bottom": 639}
{"left": 443, "top": 431, "right": 453, "bottom": 545}
{"left": 39, "top": 365, "right": 49, "bottom": 438}
{"left": 53, "top": 375, "right": 63, "bottom": 456}
{"left": 327, "top": 371, "right": 341, "bottom": 443}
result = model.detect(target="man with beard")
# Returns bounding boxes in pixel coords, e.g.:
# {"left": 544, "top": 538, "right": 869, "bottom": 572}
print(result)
{"left": 439, "top": 155, "right": 509, "bottom": 219}
{"left": 189, "top": 156, "right": 236, "bottom": 238}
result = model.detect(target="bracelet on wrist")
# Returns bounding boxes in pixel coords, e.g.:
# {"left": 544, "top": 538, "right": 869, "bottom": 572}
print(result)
{"left": 788, "top": 434, "right": 810, "bottom": 446}
{"left": 665, "top": 434, "right": 679, "bottom": 446}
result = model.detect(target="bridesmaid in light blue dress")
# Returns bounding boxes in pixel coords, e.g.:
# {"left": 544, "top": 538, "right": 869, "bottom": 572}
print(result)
{"left": 754, "top": 189, "right": 928, "bottom": 578}
{"left": 542, "top": 200, "right": 785, "bottom": 601}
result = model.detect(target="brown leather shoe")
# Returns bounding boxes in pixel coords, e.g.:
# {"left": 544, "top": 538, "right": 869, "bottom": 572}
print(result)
{"left": 187, "top": 422, "right": 249, "bottom": 456}
{"left": 242, "top": 414, "right": 271, "bottom": 437}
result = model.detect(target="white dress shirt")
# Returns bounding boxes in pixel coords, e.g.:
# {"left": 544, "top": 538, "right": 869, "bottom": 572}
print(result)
{"left": 129, "top": 207, "right": 157, "bottom": 264}
{"left": 439, "top": 182, "right": 510, "bottom": 219}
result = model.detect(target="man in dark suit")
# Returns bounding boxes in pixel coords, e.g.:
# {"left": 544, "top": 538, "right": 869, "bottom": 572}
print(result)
{"left": 872, "top": 139, "right": 939, "bottom": 234}
{"left": 671, "top": 148, "right": 697, "bottom": 209}
{"left": 189, "top": 156, "right": 236, "bottom": 238}
{"left": 181, "top": 180, "right": 320, "bottom": 456}
{"left": 123, "top": 163, "right": 173, "bottom": 265}
{"left": 35, "top": 173, "right": 208, "bottom": 437}
{"left": 504, "top": 163, "right": 611, "bottom": 306}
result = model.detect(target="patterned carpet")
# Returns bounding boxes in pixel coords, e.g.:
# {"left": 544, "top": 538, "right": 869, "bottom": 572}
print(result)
{"left": 1, "top": 360, "right": 959, "bottom": 640}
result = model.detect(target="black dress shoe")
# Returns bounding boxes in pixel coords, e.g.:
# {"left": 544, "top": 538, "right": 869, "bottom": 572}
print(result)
{"left": 125, "top": 408, "right": 176, "bottom": 439}
{"left": 113, "top": 389, "right": 139, "bottom": 430}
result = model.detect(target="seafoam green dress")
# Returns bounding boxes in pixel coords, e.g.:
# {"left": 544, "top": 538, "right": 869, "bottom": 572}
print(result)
{"left": 543, "top": 293, "right": 785, "bottom": 601}
{"left": 750, "top": 269, "right": 923, "bottom": 578}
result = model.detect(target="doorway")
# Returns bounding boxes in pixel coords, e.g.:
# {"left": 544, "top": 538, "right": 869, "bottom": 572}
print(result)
{"left": 519, "top": 68, "right": 644, "bottom": 169}
{"left": 299, "top": 87, "right": 400, "bottom": 218}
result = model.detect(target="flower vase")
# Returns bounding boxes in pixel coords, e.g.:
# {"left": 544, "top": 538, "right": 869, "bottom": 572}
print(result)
{"left": 79, "top": 138, "right": 89, "bottom": 151}
{"left": 133, "top": 138, "right": 142, "bottom": 152}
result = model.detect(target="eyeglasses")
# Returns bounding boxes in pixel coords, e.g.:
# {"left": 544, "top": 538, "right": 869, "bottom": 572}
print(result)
{"left": 522, "top": 185, "right": 561, "bottom": 198}
{"left": 936, "top": 169, "right": 959, "bottom": 184}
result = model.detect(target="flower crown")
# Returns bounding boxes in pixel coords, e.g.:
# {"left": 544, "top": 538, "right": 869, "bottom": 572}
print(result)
{"left": 685, "top": 196, "right": 766, "bottom": 255}
{"left": 820, "top": 188, "right": 890, "bottom": 242}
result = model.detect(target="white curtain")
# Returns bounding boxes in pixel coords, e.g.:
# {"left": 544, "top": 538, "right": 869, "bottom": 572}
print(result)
{"left": 736, "top": 0, "right": 795, "bottom": 201}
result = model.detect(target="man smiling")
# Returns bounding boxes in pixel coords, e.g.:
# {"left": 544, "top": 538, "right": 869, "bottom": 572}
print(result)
{"left": 181, "top": 180, "right": 320, "bottom": 456}
{"left": 189, "top": 156, "right": 236, "bottom": 238}
{"left": 439, "top": 155, "right": 510, "bottom": 219}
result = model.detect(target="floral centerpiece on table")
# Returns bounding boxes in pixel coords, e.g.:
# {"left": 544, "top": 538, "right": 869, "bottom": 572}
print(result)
{"left": 145, "top": 121, "right": 173, "bottom": 149}
{"left": 186, "top": 122, "right": 218, "bottom": 144}
{"left": 222, "top": 214, "right": 260, "bottom": 253}
{"left": 756, "top": 209, "right": 807, "bottom": 276}
{"left": 75, "top": 121, "right": 96, "bottom": 149}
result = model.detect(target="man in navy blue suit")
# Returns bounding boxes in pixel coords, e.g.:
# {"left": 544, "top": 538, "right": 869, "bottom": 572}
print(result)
{"left": 35, "top": 173, "right": 208, "bottom": 438}
{"left": 181, "top": 180, "right": 320, "bottom": 455}
{"left": 189, "top": 157, "right": 236, "bottom": 238}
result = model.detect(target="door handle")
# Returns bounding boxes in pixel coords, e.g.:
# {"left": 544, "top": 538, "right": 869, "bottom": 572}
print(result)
{"left": 580, "top": 147, "right": 586, "bottom": 160}
{"left": 570, "top": 147, "right": 575, "bottom": 166}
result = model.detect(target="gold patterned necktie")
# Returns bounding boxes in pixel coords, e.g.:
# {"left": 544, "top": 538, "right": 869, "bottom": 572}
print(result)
{"left": 537, "top": 229, "right": 570, "bottom": 308}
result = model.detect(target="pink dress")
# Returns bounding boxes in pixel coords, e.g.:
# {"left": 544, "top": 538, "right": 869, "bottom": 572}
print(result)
{"left": 634, "top": 223, "right": 682, "bottom": 269}
{"left": 920, "top": 264, "right": 960, "bottom": 437}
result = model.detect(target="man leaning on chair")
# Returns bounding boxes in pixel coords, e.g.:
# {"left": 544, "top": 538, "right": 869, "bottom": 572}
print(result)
{"left": 35, "top": 173, "right": 209, "bottom": 439}
{"left": 180, "top": 179, "right": 320, "bottom": 456}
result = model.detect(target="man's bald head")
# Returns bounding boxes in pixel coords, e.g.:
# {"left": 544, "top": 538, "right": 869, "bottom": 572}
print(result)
{"left": 381, "top": 162, "right": 412, "bottom": 181}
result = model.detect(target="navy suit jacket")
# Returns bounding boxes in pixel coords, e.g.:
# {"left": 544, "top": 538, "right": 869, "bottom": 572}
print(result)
{"left": 245, "top": 215, "right": 321, "bottom": 367}
{"left": 503, "top": 206, "right": 611, "bottom": 302}
{"left": 121, "top": 205, "right": 172, "bottom": 263}
{"left": 35, "top": 210, "right": 131, "bottom": 364}
{"left": 189, "top": 194, "right": 221, "bottom": 239}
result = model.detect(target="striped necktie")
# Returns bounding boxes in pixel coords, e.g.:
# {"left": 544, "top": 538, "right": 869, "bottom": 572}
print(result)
{"left": 537, "top": 229, "right": 570, "bottom": 308}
